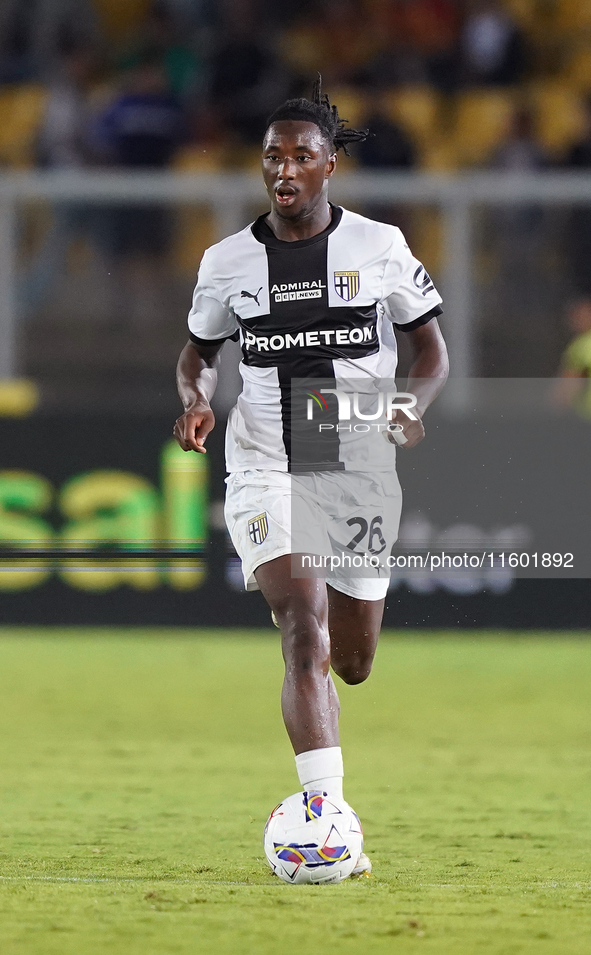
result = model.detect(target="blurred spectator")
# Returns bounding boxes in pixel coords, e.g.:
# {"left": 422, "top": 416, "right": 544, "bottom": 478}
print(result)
{"left": 0, "top": 0, "right": 100, "bottom": 83}
{"left": 357, "top": 99, "right": 416, "bottom": 169}
{"left": 566, "top": 98, "right": 591, "bottom": 168}
{"left": 279, "top": 1, "right": 376, "bottom": 88}
{"left": 419, "top": 0, "right": 463, "bottom": 92}
{"left": 402, "top": 0, "right": 460, "bottom": 56}
{"left": 490, "top": 106, "right": 549, "bottom": 171}
{"left": 488, "top": 106, "right": 550, "bottom": 247}
{"left": 93, "top": 55, "right": 185, "bottom": 325}
{"left": 461, "top": 0, "right": 526, "bottom": 86}
{"left": 0, "top": 1, "right": 36, "bottom": 82}
{"left": 163, "top": 0, "right": 217, "bottom": 31}
{"left": 361, "top": 44, "right": 428, "bottom": 89}
{"left": 36, "top": 47, "right": 96, "bottom": 169}
{"left": 19, "top": 47, "right": 98, "bottom": 312}
{"left": 359, "top": 0, "right": 459, "bottom": 90}
{"left": 484, "top": 107, "right": 550, "bottom": 348}
{"left": 117, "top": 2, "right": 203, "bottom": 104}
{"left": 400, "top": 0, "right": 461, "bottom": 91}
{"left": 94, "top": 55, "right": 185, "bottom": 170}
{"left": 210, "top": 23, "right": 286, "bottom": 144}
{"left": 564, "top": 98, "right": 591, "bottom": 295}
{"left": 554, "top": 299, "right": 591, "bottom": 418}
{"left": 356, "top": 92, "right": 416, "bottom": 233}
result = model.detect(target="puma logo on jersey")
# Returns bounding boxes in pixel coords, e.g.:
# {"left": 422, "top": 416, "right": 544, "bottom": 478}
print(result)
{"left": 270, "top": 280, "right": 326, "bottom": 303}
{"left": 241, "top": 287, "right": 263, "bottom": 306}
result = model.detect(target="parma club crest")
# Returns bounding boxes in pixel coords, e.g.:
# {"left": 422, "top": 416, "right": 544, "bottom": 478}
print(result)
{"left": 248, "top": 512, "right": 269, "bottom": 545}
{"left": 334, "top": 271, "right": 360, "bottom": 301}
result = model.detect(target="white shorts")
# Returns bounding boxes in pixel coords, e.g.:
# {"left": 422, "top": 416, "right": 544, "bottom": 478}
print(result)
{"left": 224, "top": 468, "right": 402, "bottom": 601}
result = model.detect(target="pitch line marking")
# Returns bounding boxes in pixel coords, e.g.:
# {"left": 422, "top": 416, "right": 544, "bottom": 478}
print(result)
{"left": 0, "top": 876, "right": 590, "bottom": 889}
{"left": 0, "top": 876, "right": 245, "bottom": 885}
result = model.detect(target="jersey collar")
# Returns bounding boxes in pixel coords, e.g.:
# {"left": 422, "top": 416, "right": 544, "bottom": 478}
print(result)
{"left": 251, "top": 203, "right": 343, "bottom": 250}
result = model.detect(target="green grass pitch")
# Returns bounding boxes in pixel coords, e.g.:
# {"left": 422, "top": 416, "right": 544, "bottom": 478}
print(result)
{"left": 1, "top": 629, "right": 590, "bottom": 955}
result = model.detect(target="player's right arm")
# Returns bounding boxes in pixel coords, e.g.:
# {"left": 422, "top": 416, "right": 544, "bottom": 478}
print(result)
{"left": 174, "top": 340, "right": 224, "bottom": 453}
{"left": 174, "top": 245, "right": 239, "bottom": 453}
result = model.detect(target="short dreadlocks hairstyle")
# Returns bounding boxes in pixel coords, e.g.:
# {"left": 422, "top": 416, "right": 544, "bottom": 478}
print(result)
{"left": 266, "top": 75, "right": 369, "bottom": 156}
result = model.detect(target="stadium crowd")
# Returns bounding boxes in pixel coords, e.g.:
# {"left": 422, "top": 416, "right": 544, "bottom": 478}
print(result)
{"left": 1, "top": 0, "right": 591, "bottom": 174}
{"left": 2, "top": 0, "right": 591, "bottom": 401}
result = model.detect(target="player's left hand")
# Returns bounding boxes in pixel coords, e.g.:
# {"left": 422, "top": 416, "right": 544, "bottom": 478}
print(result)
{"left": 388, "top": 408, "right": 425, "bottom": 449}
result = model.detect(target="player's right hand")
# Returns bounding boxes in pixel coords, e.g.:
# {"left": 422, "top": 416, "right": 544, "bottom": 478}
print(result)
{"left": 173, "top": 403, "right": 215, "bottom": 453}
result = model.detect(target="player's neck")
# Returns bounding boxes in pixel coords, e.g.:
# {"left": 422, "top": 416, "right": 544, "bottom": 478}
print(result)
{"left": 266, "top": 202, "right": 332, "bottom": 242}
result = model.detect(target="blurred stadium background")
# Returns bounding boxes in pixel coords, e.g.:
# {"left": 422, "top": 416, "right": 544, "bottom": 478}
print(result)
{"left": 0, "top": 0, "right": 590, "bottom": 627}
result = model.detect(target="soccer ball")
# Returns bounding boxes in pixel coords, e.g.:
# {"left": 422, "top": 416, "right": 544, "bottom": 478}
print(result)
{"left": 263, "top": 791, "right": 364, "bottom": 884}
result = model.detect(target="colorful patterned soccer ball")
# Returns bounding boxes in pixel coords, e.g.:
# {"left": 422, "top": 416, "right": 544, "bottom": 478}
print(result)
{"left": 263, "top": 791, "right": 364, "bottom": 884}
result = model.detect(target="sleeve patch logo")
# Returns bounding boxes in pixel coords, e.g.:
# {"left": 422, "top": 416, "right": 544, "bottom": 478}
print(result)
{"left": 248, "top": 512, "right": 269, "bottom": 544}
{"left": 334, "top": 271, "right": 360, "bottom": 301}
{"left": 413, "top": 265, "right": 435, "bottom": 296}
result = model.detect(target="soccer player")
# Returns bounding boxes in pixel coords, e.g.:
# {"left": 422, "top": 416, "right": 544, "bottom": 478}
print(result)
{"left": 174, "top": 79, "right": 448, "bottom": 875}
{"left": 554, "top": 297, "right": 591, "bottom": 418}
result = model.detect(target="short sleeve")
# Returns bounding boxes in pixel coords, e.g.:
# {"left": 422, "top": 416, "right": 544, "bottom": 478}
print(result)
{"left": 187, "top": 250, "right": 239, "bottom": 344}
{"left": 381, "top": 228, "right": 443, "bottom": 330}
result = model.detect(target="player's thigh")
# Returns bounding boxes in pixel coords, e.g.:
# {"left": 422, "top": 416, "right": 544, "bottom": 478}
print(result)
{"left": 224, "top": 470, "right": 292, "bottom": 592}
{"left": 255, "top": 555, "right": 331, "bottom": 665}
{"left": 325, "top": 470, "right": 402, "bottom": 598}
{"left": 225, "top": 470, "right": 329, "bottom": 592}
{"left": 255, "top": 554, "right": 327, "bottom": 621}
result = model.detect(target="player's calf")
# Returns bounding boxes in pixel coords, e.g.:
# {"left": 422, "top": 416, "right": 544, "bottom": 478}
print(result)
{"left": 280, "top": 618, "right": 341, "bottom": 754}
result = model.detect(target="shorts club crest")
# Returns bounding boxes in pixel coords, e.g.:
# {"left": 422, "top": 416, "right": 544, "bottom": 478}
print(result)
{"left": 334, "top": 271, "right": 360, "bottom": 301}
{"left": 248, "top": 512, "right": 269, "bottom": 544}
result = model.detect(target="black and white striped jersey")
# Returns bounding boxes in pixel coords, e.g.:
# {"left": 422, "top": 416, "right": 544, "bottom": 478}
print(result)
{"left": 187, "top": 205, "right": 442, "bottom": 472}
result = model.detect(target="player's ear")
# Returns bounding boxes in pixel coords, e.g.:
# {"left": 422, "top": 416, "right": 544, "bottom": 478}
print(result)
{"left": 326, "top": 152, "right": 337, "bottom": 178}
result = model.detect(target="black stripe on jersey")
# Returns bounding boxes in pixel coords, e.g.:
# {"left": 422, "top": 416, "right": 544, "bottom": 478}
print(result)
{"left": 394, "top": 304, "right": 443, "bottom": 332}
{"left": 278, "top": 361, "right": 344, "bottom": 473}
{"left": 189, "top": 331, "right": 239, "bottom": 346}
{"left": 260, "top": 212, "right": 345, "bottom": 471}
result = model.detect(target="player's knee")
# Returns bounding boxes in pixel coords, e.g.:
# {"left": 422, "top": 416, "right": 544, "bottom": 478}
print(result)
{"left": 333, "top": 654, "right": 373, "bottom": 685}
{"left": 288, "top": 631, "right": 330, "bottom": 673}
{"left": 280, "top": 613, "right": 330, "bottom": 673}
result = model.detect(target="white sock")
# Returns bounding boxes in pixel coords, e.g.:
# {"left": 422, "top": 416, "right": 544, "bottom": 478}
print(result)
{"left": 295, "top": 746, "right": 344, "bottom": 801}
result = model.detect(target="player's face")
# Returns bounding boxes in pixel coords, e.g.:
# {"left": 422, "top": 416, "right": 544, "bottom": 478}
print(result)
{"left": 262, "top": 121, "right": 337, "bottom": 221}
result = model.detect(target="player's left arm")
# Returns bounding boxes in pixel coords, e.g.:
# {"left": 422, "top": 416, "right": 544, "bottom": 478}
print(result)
{"left": 381, "top": 227, "right": 448, "bottom": 446}
{"left": 394, "top": 318, "right": 449, "bottom": 449}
